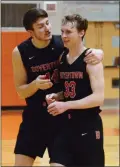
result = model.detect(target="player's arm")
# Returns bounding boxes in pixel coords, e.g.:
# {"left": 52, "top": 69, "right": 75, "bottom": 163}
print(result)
{"left": 12, "top": 47, "right": 39, "bottom": 99}
{"left": 12, "top": 47, "right": 52, "bottom": 99}
{"left": 66, "top": 62, "right": 104, "bottom": 109}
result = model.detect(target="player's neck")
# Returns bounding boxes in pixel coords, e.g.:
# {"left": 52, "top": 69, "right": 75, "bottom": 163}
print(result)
{"left": 31, "top": 38, "right": 51, "bottom": 49}
{"left": 69, "top": 42, "right": 86, "bottom": 58}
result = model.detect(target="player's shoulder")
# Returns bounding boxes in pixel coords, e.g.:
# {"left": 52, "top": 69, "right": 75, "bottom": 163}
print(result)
{"left": 12, "top": 38, "right": 31, "bottom": 60}
{"left": 12, "top": 46, "right": 19, "bottom": 56}
{"left": 16, "top": 37, "right": 32, "bottom": 58}
{"left": 12, "top": 46, "right": 22, "bottom": 63}
{"left": 17, "top": 37, "right": 31, "bottom": 48}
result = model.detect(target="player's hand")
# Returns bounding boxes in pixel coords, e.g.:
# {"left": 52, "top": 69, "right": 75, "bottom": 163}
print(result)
{"left": 84, "top": 48, "right": 103, "bottom": 65}
{"left": 35, "top": 75, "right": 53, "bottom": 90}
{"left": 47, "top": 101, "right": 68, "bottom": 116}
{"left": 46, "top": 93, "right": 57, "bottom": 105}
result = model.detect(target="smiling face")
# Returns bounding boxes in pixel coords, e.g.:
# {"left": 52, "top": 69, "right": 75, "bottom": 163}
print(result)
{"left": 61, "top": 14, "right": 88, "bottom": 49}
{"left": 61, "top": 21, "right": 85, "bottom": 49}
{"left": 29, "top": 17, "right": 52, "bottom": 41}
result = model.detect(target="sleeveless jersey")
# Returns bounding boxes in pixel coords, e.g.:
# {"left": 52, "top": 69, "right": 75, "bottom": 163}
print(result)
{"left": 17, "top": 35, "right": 64, "bottom": 120}
{"left": 59, "top": 48, "right": 101, "bottom": 122}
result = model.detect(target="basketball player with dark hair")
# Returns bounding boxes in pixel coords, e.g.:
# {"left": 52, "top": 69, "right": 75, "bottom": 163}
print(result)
{"left": 46, "top": 14, "right": 105, "bottom": 166}
{"left": 12, "top": 8, "right": 104, "bottom": 166}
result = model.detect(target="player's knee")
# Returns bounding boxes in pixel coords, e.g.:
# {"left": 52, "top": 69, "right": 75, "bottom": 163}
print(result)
{"left": 14, "top": 154, "right": 34, "bottom": 166}
{"left": 50, "top": 163, "right": 65, "bottom": 166}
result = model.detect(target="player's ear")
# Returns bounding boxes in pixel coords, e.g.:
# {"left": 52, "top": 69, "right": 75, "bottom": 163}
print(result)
{"left": 79, "top": 30, "right": 85, "bottom": 38}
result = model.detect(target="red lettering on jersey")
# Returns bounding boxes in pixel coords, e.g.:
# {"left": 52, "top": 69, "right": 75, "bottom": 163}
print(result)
{"left": 64, "top": 81, "right": 76, "bottom": 98}
{"left": 51, "top": 69, "right": 59, "bottom": 83}
{"left": 45, "top": 69, "right": 59, "bottom": 83}
{"left": 60, "top": 72, "right": 83, "bottom": 79}
{"left": 30, "top": 60, "right": 59, "bottom": 72}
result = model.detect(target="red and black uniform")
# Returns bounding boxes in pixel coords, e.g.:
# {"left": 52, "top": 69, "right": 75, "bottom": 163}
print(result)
{"left": 14, "top": 36, "right": 67, "bottom": 159}
{"left": 50, "top": 48, "right": 105, "bottom": 166}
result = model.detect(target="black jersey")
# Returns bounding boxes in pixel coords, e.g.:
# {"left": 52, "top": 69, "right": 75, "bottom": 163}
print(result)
{"left": 59, "top": 48, "right": 101, "bottom": 121}
{"left": 17, "top": 35, "right": 64, "bottom": 118}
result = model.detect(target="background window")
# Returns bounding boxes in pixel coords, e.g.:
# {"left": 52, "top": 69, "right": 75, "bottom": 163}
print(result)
{"left": 1, "top": 4, "right": 37, "bottom": 27}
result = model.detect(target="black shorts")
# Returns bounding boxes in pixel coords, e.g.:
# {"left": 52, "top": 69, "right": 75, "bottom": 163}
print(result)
{"left": 50, "top": 114, "right": 105, "bottom": 166}
{"left": 14, "top": 110, "right": 67, "bottom": 160}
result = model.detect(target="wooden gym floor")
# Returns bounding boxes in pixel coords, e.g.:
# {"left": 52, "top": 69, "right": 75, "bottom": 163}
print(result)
{"left": 1, "top": 108, "right": 119, "bottom": 166}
